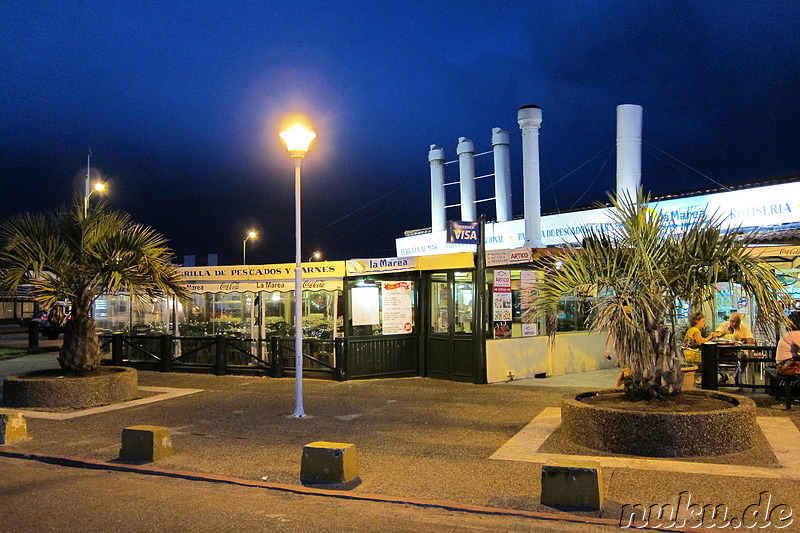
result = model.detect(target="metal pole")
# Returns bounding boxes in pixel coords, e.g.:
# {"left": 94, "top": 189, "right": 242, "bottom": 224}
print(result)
{"left": 243, "top": 238, "right": 247, "bottom": 265}
{"left": 86, "top": 151, "right": 91, "bottom": 198}
{"left": 84, "top": 151, "right": 91, "bottom": 218}
{"left": 293, "top": 157, "right": 305, "bottom": 418}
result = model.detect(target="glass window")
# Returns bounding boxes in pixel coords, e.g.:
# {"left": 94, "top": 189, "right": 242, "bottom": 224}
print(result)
{"left": 94, "top": 294, "right": 130, "bottom": 334}
{"left": 454, "top": 272, "right": 473, "bottom": 334}
{"left": 348, "top": 277, "right": 415, "bottom": 337}
{"left": 430, "top": 273, "right": 449, "bottom": 334}
{"left": 488, "top": 269, "right": 548, "bottom": 338}
{"left": 713, "top": 282, "right": 753, "bottom": 329}
{"left": 556, "top": 296, "right": 591, "bottom": 332}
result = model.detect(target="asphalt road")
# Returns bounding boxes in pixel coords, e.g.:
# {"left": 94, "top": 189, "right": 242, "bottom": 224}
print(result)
{"left": 0, "top": 456, "right": 620, "bottom": 533}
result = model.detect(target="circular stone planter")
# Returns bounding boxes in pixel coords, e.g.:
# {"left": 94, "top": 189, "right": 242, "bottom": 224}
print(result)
{"left": 2, "top": 367, "right": 138, "bottom": 408}
{"left": 561, "top": 389, "right": 757, "bottom": 457}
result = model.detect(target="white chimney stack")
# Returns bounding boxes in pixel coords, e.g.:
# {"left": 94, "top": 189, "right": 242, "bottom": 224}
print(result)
{"left": 615, "top": 104, "right": 643, "bottom": 203}
{"left": 518, "top": 105, "right": 543, "bottom": 248}
{"left": 457, "top": 137, "right": 477, "bottom": 222}
{"left": 491, "top": 128, "right": 512, "bottom": 222}
{"left": 428, "top": 145, "right": 446, "bottom": 233}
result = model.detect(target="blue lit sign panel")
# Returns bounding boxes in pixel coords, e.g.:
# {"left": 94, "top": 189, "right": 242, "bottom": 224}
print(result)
{"left": 447, "top": 221, "right": 480, "bottom": 244}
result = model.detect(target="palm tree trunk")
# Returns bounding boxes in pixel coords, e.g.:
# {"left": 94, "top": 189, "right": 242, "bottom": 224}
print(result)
{"left": 58, "top": 308, "right": 100, "bottom": 374}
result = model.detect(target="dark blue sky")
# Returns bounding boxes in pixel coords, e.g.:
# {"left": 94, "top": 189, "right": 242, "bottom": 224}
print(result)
{"left": 2, "top": 1, "right": 799, "bottom": 265}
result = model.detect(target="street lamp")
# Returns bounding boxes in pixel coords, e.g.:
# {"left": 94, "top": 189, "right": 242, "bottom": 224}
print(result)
{"left": 309, "top": 251, "right": 322, "bottom": 261}
{"left": 279, "top": 123, "right": 316, "bottom": 419}
{"left": 84, "top": 181, "right": 106, "bottom": 217}
{"left": 243, "top": 230, "right": 257, "bottom": 265}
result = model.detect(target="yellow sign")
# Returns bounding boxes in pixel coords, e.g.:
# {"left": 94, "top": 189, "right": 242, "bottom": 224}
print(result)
{"left": 182, "top": 280, "right": 343, "bottom": 293}
{"left": 179, "top": 261, "right": 346, "bottom": 282}
{"left": 747, "top": 246, "right": 800, "bottom": 258}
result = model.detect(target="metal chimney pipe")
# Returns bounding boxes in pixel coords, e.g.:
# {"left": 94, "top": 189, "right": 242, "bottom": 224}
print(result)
{"left": 457, "top": 137, "right": 477, "bottom": 221}
{"left": 491, "top": 128, "right": 512, "bottom": 222}
{"left": 518, "top": 105, "right": 543, "bottom": 247}
{"left": 615, "top": 104, "right": 643, "bottom": 203}
{"left": 428, "top": 145, "right": 446, "bottom": 232}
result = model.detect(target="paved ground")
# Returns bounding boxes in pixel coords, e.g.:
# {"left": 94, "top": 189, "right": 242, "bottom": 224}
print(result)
{"left": 2, "top": 335, "right": 800, "bottom": 531}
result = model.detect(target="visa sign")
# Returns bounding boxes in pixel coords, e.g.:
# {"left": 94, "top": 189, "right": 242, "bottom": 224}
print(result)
{"left": 447, "top": 220, "right": 480, "bottom": 244}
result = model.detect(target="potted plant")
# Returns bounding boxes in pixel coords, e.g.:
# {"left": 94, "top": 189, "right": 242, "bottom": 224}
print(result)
{"left": 537, "top": 190, "right": 788, "bottom": 400}
{"left": 536, "top": 190, "right": 790, "bottom": 456}
{"left": 0, "top": 197, "right": 188, "bottom": 407}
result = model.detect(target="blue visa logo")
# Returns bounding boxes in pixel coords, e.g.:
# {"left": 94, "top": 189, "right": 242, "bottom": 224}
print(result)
{"left": 447, "top": 220, "right": 480, "bottom": 244}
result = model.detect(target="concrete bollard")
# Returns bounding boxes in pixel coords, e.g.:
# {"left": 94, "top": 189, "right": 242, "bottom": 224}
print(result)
{"left": 0, "top": 412, "right": 28, "bottom": 444}
{"left": 300, "top": 441, "right": 361, "bottom": 489}
{"left": 119, "top": 425, "right": 173, "bottom": 462}
{"left": 540, "top": 459, "right": 604, "bottom": 511}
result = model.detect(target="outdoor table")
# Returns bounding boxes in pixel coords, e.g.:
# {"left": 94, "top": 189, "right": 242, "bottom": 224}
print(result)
{"left": 700, "top": 342, "right": 776, "bottom": 391}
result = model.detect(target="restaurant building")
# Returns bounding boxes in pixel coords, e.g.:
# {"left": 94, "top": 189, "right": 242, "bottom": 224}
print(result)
{"left": 90, "top": 104, "right": 800, "bottom": 383}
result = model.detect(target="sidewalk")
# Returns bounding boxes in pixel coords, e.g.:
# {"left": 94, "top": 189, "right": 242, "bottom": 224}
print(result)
{"left": 2, "top": 351, "right": 800, "bottom": 528}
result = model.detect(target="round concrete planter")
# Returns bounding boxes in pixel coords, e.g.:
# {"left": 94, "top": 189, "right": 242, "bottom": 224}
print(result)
{"left": 2, "top": 367, "right": 138, "bottom": 408}
{"left": 561, "top": 389, "right": 757, "bottom": 457}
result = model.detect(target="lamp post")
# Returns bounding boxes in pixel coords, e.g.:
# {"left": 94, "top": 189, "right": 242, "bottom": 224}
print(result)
{"left": 84, "top": 181, "right": 105, "bottom": 217}
{"left": 279, "top": 124, "right": 316, "bottom": 419}
{"left": 243, "top": 230, "right": 257, "bottom": 265}
{"left": 309, "top": 251, "right": 321, "bottom": 262}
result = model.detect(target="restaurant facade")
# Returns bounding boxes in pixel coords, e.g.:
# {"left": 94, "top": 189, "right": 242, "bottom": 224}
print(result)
{"left": 80, "top": 104, "right": 800, "bottom": 382}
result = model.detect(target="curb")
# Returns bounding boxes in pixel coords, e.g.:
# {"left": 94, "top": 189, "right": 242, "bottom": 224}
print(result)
{"left": 0, "top": 450, "right": 652, "bottom": 530}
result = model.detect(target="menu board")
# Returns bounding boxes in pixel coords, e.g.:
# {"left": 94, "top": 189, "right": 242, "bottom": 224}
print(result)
{"left": 381, "top": 281, "right": 413, "bottom": 334}
{"left": 520, "top": 270, "right": 539, "bottom": 337}
{"left": 351, "top": 286, "right": 380, "bottom": 326}
{"left": 493, "top": 270, "right": 512, "bottom": 338}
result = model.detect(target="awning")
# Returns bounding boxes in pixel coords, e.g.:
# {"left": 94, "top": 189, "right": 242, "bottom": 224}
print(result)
{"left": 182, "top": 279, "right": 343, "bottom": 294}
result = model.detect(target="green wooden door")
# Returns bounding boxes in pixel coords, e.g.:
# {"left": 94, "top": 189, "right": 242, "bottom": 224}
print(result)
{"left": 426, "top": 271, "right": 475, "bottom": 382}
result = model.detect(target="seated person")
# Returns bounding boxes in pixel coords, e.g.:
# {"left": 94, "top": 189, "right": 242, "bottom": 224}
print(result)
{"left": 716, "top": 312, "right": 755, "bottom": 344}
{"left": 777, "top": 311, "right": 800, "bottom": 362}
{"left": 683, "top": 312, "right": 720, "bottom": 363}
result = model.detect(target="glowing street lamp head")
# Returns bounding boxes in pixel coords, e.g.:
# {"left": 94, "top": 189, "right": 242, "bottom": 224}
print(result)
{"left": 93, "top": 182, "right": 106, "bottom": 193}
{"left": 247, "top": 230, "right": 257, "bottom": 239}
{"left": 280, "top": 125, "right": 316, "bottom": 157}
{"left": 312, "top": 251, "right": 321, "bottom": 260}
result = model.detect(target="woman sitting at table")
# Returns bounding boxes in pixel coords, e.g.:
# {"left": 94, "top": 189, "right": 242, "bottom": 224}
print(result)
{"left": 715, "top": 312, "right": 755, "bottom": 344}
{"left": 777, "top": 311, "right": 800, "bottom": 362}
{"left": 683, "top": 312, "right": 720, "bottom": 364}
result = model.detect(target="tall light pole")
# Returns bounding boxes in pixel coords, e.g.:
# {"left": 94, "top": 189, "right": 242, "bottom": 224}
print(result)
{"left": 85, "top": 151, "right": 92, "bottom": 200}
{"left": 243, "top": 230, "right": 257, "bottom": 265}
{"left": 279, "top": 123, "right": 316, "bottom": 419}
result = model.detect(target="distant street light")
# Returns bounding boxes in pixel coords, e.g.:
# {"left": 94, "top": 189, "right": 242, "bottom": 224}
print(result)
{"left": 309, "top": 251, "right": 322, "bottom": 261}
{"left": 84, "top": 181, "right": 106, "bottom": 217}
{"left": 243, "top": 230, "right": 257, "bottom": 265}
{"left": 279, "top": 123, "right": 316, "bottom": 419}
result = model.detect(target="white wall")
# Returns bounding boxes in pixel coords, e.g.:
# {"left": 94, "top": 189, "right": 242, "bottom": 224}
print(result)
{"left": 485, "top": 331, "right": 617, "bottom": 383}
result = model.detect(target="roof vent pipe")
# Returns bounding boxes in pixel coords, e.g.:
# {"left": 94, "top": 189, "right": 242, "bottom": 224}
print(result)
{"left": 428, "top": 145, "right": 446, "bottom": 233}
{"left": 491, "top": 128, "right": 512, "bottom": 222}
{"left": 518, "top": 105, "right": 543, "bottom": 247}
{"left": 457, "top": 137, "right": 477, "bottom": 222}
{"left": 615, "top": 104, "right": 643, "bottom": 203}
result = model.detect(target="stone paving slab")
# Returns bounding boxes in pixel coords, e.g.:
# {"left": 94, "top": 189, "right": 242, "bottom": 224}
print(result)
{"left": 2, "top": 353, "right": 800, "bottom": 525}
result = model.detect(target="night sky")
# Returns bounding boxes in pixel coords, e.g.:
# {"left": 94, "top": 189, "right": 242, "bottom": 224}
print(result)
{"left": 2, "top": 1, "right": 799, "bottom": 265}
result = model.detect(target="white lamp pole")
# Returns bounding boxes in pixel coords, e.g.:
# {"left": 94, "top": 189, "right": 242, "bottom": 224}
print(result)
{"left": 280, "top": 124, "right": 316, "bottom": 419}
{"left": 85, "top": 151, "right": 91, "bottom": 199}
{"left": 243, "top": 230, "right": 257, "bottom": 265}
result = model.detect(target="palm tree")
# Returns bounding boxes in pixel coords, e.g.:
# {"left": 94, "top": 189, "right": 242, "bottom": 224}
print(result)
{"left": 536, "top": 190, "right": 789, "bottom": 399}
{"left": 0, "top": 197, "right": 189, "bottom": 374}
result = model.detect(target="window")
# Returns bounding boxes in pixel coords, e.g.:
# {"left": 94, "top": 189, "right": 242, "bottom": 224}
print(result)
{"left": 348, "top": 277, "right": 415, "bottom": 336}
{"left": 454, "top": 272, "right": 473, "bottom": 334}
{"left": 430, "top": 273, "right": 449, "bottom": 334}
